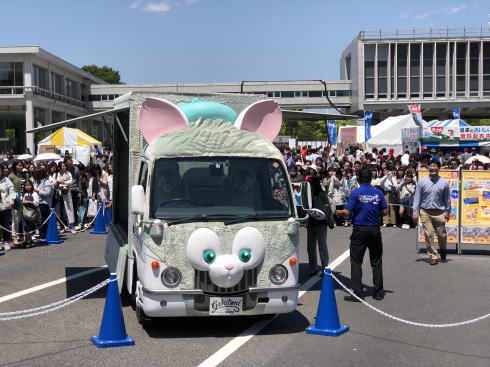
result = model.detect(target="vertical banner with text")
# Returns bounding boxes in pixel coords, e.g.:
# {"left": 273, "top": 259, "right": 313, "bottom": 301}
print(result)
{"left": 327, "top": 120, "right": 337, "bottom": 146}
{"left": 364, "top": 111, "right": 373, "bottom": 142}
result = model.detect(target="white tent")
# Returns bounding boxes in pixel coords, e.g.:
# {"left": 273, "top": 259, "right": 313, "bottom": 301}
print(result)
{"left": 365, "top": 114, "right": 420, "bottom": 154}
{"left": 37, "top": 127, "right": 101, "bottom": 165}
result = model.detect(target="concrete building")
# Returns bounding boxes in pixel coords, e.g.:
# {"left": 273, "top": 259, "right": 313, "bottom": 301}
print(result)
{"left": 3, "top": 27, "right": 490, "bottom": 152}
{"left": 340, "top": 28, "right": 490, "bottom": 119}
{"left": 0, "top": 46, "right": 107, "bottom": 153}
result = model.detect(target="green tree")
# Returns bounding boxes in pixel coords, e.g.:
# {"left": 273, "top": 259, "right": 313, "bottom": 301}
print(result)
{"left": 280, "top": 119, "right": 358, "bottom": 140}
{"left": 81, "top": 65, "right": 123, "bottom": 84}
{"left": 463, "top": 119, "right": 490, "bottom": 126}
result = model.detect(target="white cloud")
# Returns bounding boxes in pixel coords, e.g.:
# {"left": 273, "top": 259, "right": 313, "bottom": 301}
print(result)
{"left": 447, "top": 4, "right": 467, "bottom": 14}
{"left": 413, "top": 4, "right": 469, "bottom": 20}
{"left": 143, "top": 1, "right": 172, "bottom": 12}
{"left": 129, "top": 0, "right": 142, "bottom": 9}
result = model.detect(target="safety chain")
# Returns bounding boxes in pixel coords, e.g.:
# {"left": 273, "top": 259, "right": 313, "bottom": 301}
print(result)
{"left": 0, "top": 277, "right": 115, "bottom": 321}
{"left": 329, "top": 272, "right": 490, "bottom": 328}
{"left": 0, "top": 213, "right": 53, "bottom": 236}
{"left": 0, "top": 204, "right": 104, "bottom": 236}
{"left": 55, "top": 205, "right": 102, "bottom": 233}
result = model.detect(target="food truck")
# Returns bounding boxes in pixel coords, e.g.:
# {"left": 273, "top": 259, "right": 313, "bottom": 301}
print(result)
{"left": 104, "top": 92, "right": 301, "bottom": 325}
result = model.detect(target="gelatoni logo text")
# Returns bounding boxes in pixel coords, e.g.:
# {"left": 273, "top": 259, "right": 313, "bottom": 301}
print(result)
{"left": 211, "top": 298, "right": 242, "bottom": 313}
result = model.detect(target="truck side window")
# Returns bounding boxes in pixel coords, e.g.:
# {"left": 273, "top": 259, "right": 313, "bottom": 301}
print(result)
{"left": 139, "top": 162, "right": 148, "bottom": 193}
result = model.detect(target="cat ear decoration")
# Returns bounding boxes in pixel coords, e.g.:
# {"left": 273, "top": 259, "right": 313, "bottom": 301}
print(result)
{"left": 139, "top": 97, "right": 190, "bottom": 144}
{"left": 235, "top": 100, "right": 282, "bottom": 142}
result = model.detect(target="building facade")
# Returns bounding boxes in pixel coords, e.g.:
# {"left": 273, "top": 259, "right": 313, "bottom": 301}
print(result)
{"left": 2, "top": 28, "right": 490, "bottom": 153}
{"left": 341, "top": 28, "right": 490, "bottom": 119}
{"left": 0, "top": 46, "right": 107, "bottom": 153}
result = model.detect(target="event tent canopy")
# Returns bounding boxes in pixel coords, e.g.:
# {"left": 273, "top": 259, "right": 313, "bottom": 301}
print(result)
{"left": 426, "top": 119, "right": 470, "bottom": 127}
{"left": 38, "top": 127, "right": 101, "bottom": 147}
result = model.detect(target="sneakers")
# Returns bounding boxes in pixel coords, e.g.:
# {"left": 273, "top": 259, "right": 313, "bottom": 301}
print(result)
{"left": 373, "top": 291, "right": 385, "bottom": 301}
{"left": 401, "top": 224, "right": 410, "bottom": 229}
{"left": 2, "top": 243, "right": 11, "bottom": 251}
{"left": 382, "top": 224, "right": 387, "bottom": 227}
{"left": 430, "top": 258, "right": 438, "bottom": 265}
{"left": 344, "top": 293, "right": 364, "bottom": 302}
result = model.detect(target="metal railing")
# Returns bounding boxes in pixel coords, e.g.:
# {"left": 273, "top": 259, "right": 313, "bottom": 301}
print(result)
{"left": 0, "top": 85, "right": 87, "bottom": 109}
{"left": 360, "top": 27, "right": 490, "bottom": 40}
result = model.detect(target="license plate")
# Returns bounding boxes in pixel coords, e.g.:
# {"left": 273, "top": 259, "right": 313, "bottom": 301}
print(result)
{"left": 209, "top": 297, "right": 243, "bottom": 316}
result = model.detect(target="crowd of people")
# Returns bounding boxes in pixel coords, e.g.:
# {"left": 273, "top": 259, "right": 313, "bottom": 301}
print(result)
{"left": 284, "top": 144, "right": 489, "bottom": 229}
{"left": 0, "top": 149, "right": 113, "bottom": 252}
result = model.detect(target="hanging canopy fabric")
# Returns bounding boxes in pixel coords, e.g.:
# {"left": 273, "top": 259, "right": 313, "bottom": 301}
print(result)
{"left": 38, "top": 127, "right": 101, "bottom": 147}
{"left": 426, "top": 119, "right": 470, "bottom": 128}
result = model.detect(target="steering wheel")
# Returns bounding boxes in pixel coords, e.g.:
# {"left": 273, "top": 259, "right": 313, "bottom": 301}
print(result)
{"left": 160, "top": 198, "right": 197, "bottom": 207}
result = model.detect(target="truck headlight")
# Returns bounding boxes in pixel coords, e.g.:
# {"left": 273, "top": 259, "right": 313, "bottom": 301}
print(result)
{"left": 161, "top": 267, "right": 182, "bottom": 288}
{"left": 269, "top": 265, "right": 288, "bottom": 285}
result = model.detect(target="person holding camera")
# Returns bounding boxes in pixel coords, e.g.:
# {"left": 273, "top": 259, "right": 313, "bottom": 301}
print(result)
{"left": 55, "top": 161, "right": 76, "bottom": 233}
{"left": 379, "top": 167, "right": 397, "bottom": 227}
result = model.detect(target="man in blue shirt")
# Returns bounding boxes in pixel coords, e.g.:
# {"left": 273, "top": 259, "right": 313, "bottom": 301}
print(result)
{"left": 337, "top": 167, "right": 388, "bottom": 301}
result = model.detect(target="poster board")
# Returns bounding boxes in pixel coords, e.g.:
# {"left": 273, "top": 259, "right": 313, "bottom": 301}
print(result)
{"left": 417, "top": 170, "right": 460, "bottom": 245}
{"left": 460, "top": 171, "right": 490, "bottom": 245}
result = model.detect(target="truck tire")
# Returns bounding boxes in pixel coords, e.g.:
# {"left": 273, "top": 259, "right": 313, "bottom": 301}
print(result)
{"left": 136, "top": 304, "right": 154, "bottom": 330}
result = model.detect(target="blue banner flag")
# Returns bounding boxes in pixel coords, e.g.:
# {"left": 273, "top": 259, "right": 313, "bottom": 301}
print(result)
{"left": 452, "top": 108, "right": 461, "bottom": 119}
{"left": 364, "top": 111, "right": 373, "bottom": 141}
{"left": 327, "top": 120, "right": 337, "bottom": 145}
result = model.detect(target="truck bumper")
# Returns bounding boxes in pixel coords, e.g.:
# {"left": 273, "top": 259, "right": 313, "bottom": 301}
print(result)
{"left": 136, "top": 283, "right": 299, "bottom": 317}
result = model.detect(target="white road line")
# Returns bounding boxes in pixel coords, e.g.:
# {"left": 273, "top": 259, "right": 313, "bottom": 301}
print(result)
{"left": 0, "top": 266, "right": 108, "bottom": 304}
{"left": 198, "top": 249, "right": 351, "bottom": 367}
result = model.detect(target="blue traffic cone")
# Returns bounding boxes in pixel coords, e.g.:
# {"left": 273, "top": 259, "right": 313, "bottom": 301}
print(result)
{"left": 45, "top": 209, "right": 63, "bottom": 244}
{"left": 306, "top": 268, "right": 349, "bottom": 337}
{"left": 90, "top": 203, "right": 108, "bottom": 235}
{"left": 91, "top": 273, "right": 135, "bottom": 348}
{"left": 106, "top": 206, "right": 113, "bottom": 225}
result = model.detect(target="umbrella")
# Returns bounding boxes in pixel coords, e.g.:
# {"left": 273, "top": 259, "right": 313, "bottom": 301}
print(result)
{"left": 16, "top": 153, "right": 33, "bottom": 161}
{"left": 465, "top": 155, "right": 490, "bottom": 165}
{"left": 34, "top": 153, "right": 61, "bottom": 162}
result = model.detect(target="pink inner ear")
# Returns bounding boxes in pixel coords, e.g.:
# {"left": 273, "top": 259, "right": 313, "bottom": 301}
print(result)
{"left": 235, "top": 100, "right": 282, "bottom": 141}
{"left": 139, "top": 98, "right": 189, "bottom": 144}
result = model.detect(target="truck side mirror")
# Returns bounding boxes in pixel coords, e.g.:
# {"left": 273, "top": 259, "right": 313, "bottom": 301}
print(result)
{"left": 300, "top": 181, "right": 312, "bottom": 210}
{"left": 131, "top": 185, "right": 145, "bottom": 215}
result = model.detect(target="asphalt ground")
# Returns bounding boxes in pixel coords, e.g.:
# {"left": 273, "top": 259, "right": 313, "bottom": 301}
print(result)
{"left": 0, "top": 226, "right": 489, "bottom": 367}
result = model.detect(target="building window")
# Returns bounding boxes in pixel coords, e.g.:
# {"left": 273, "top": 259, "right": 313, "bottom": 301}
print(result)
{"left": 469, "top": 42, "right": 479, "bottom": 96}
{"left": 456, "top": 42, "right": 466, "bottom": 97}
{"left": 308, "top": 91, "right": 322, "bottom": 97}
{"left": 397, "top": 44, "right": 408, "bottom": 97}
{"left": 280, "top": 91, "right": 294, "bottom": 98}
{"left": 0, "top": 62, "right": 23, "bottom": 94}
{"left": 423, "top": 43, "right": 434, "bottom": 98}
{"left": 378, "top": 44, "right": 388, "bottom": 98}
{"left": 484, "top": 42, "right": 490, "bottom": 96}
{"left": 65, "top": 79, "right": 80, "bottom": 100}
{"left": 435, "top": 43, "right": 447, "bottom": 97}
{"left": 33, "top": 65, "right": 48, "bottom": 89}
{"left": 295, "top": 91, "right": 301, "bottom": 97}
{"left": 410, "top": 44, "right": 421, "bottom": 97}
{"left": 52, "top": 110, "right": 64, "bottom": 123}
{"left": 50, "top": 72, "right": 64, "bottom": 95}
{"left": 364, "top": 44, "right": 375, "bottom": 98}
{"left": 345, "top": 55, "right": 351, "bottom": 80}
{"left": 336, "top": 90, "right": 350, "bottom": 97}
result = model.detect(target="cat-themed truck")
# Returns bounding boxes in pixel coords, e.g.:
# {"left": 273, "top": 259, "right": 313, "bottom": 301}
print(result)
{"left": 105, "top": 91, "right": 306, "bottom": 324}
{"left": 26, "top": 91, "right": 333, "bottom": 324}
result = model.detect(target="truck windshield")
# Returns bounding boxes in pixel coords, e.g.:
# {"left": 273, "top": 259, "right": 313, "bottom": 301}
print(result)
{"left": 150, "top": 157, "right": 293, "bottom": 220}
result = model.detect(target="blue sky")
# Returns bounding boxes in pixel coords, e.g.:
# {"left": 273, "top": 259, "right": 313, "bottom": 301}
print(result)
{"left": 3, "top": 0, "right": 490, "bottom": 84}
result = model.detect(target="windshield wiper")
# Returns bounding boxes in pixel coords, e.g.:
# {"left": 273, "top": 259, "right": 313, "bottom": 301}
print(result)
{"left": 224, "top": 214, "right": 287, "bottom": 225}
{"left": 167, "top": 214, "right": 238, "bottom": 226}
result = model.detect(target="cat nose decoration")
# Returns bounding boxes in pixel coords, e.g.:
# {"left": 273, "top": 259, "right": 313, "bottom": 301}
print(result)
{"left": 224, "top": 264, "right": 234, "bottom": 271}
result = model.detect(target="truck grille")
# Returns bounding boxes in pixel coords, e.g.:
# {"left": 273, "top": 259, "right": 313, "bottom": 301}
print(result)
{"left": 195, "top": 268, "right": 258, "bottom": 295}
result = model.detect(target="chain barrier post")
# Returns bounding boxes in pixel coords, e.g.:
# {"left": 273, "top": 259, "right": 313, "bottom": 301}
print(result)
{"left": 45, "top": 209, "right": 63, "bottom": 244}
{"left": 90, "top": 203, "right": 108, "bottom": 235}
{"left": 306, "top": 268, "right": 349, "bottom": 337}
{"left": 91, "top": 273, "right": 135, "bottom": 348}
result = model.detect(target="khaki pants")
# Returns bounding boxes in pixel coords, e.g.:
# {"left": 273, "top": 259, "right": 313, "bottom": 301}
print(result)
{"left": 420, "top": 209, "right": 447, "bottom": 260}
{"left": 383, "top": 192, "right": 397, "bottom": 225}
